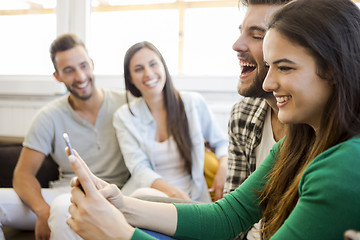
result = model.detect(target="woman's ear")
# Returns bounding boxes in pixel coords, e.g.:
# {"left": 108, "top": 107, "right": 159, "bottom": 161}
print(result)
{"left": 128, "top": 77, "right": 134, "bottom": 85}
{"left": 90, "top": 59, "right": 95, "bottom": 70}
{"left": 319, "top": 66, "right": 335, "bottom": 85}
{"left": 326, "top": 73, "right": 336, "bottom": 86}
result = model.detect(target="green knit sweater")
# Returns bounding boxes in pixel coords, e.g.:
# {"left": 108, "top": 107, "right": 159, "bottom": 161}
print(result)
{"left": 133, "top": 135, "right": 360, "bottom": 240}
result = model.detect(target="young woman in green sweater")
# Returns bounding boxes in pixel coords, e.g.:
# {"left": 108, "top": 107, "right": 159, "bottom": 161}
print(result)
{"left": 64, "top": 0, "right": 360, "bottom": 239}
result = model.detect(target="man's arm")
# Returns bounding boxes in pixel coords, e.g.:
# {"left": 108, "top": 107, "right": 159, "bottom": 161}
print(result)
{"left": 13, "top": 147, "right": 51, "bottom": 238}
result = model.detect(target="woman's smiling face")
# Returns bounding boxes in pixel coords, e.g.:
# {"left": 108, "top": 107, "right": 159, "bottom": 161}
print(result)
{"left": 129, "top": 47, "right": 166, "bottom": 100}
{"left": 262, "top": 29, "right": 333, "bottom": 131}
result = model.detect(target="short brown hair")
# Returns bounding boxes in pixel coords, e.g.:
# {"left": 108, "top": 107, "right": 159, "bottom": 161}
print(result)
{"left": 49, "top": 33, "right": 87, "bottom": 72}
{"left": 239, "top": 0, "right": 291, "bottom": 7}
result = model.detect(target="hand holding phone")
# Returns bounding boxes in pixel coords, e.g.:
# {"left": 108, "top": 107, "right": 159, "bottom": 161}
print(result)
{"left": 63, "top": 133, "right": 75, "bottom": 156}
{"left": 63, "top": 133, "right": 84, "bottom": 192}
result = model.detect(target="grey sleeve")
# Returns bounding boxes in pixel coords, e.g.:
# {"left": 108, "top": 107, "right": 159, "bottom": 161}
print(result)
{"left": 23, "top": 108, "right": 55, "bottom": 156}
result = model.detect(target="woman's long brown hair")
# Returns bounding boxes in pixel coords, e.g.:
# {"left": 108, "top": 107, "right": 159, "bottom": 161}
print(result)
{"left": 123, "top": 41, "right": 193, "bottom": 173}
{"left": 258, "top": 0, "right": 360, "bottom": 238}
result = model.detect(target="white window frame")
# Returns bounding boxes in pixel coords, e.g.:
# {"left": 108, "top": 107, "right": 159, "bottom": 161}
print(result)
{"left": 0, "top": 0, "right": 240, "bottom": 96}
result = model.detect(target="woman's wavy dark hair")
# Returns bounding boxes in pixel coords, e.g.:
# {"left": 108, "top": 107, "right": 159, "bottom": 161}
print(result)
{"left": 123, "top": 41, "right": 193, "bottom": 173}
{"left": 258, "top": 0, "right": 360, "bottom": 238}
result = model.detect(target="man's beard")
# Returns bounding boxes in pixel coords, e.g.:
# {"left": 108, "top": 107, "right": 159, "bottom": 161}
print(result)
{"left": 66, "top": 80, "right": 94, "bottom": 101}
{"left": 239, "top": 66, "right": 272, "bottom": 99}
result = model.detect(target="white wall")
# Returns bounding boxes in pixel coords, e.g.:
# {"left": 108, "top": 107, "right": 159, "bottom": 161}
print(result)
{"left": 0, "top": 75, "right": 241, "bottom": 141}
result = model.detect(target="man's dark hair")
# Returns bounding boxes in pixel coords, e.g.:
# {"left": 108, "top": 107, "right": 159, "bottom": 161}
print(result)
{"left": 49, "top": 33, "right": 87, "bottom": 72}
{"left": 239, "top": 0, "right": 291, "bottom": 7}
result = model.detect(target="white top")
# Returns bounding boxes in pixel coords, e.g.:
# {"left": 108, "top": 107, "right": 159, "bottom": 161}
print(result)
{"left": 250, "top": 108, "right": 276, "bottom": 240}
{"left": 114, "top": 91, "right": 229, "bottom": 202}
{"left": 255, "top": 107, "right": 276, "bottom": 168}
{"left": 152, "top": 137, "right": 192, "bottom": 195}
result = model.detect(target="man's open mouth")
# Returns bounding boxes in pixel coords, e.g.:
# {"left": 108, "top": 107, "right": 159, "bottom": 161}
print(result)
{"left": 240, "top": 60, "right": 256, "bottom": 75}
{"left": 74, "top": 80, "right": 90, "bottom": 89}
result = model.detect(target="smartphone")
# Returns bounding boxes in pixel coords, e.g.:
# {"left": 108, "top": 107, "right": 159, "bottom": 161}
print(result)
{"left": 63, "top": 133, "right": 84, "bottom": 192}
{"left": 63, "top": 133, "right": 75, "bottom": 156}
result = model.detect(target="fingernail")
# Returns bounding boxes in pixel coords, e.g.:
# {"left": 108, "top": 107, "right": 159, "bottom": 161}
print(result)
{"left": 70, "top": 176, "right": 77, "bottom": 185}
{"left": 69, "top": 155, "right": 76, "bottom": 163}
{"left": 344, "top": 230, "right": 358, "bottom": 240}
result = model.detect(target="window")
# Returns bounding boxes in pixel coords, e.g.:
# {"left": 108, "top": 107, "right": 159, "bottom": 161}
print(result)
{"left": 183, "top": 7, "right": 239, "bottom": 76}
{"left": 0, "top": 0, "right": 240, "bottom": 77}
{"left": 0, "top": 0, "right": 56, "bottom": 75}
{"left": 0, "top": 0, "right": 242, "bottom": 94}
{"left": 90, "top": 8, "right": 179, "bottom": 75}
{"left": 90, "top": 0, "right": 240, "bottom": 76}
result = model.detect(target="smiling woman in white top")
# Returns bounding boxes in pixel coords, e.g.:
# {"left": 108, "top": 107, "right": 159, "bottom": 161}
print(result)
{"left": 113, "top": 41, "right": 228, "bottom": 202}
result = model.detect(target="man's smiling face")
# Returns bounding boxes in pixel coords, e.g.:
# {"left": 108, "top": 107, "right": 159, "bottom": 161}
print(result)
{"left": 233, "top": 4, "right": 282, "bottom": 98}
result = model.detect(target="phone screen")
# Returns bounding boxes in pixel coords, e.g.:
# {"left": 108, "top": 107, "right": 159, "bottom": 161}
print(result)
{"left": 63, "top": 133, "right": 84, "bottom": 192}
{"left": 63, "top": 133, "right": 75, "bottom": 156}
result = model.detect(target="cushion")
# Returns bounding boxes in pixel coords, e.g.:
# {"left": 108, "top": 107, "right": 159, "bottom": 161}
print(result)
{"left": 0, "top": 144, "right": 59, "bottom": 188}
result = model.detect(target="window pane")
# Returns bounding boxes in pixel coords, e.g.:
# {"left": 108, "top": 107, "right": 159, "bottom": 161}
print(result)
{"left": 90, "top": 10, "right": 179, "bottom": 75}
{"left": 0, "top": 14, "right": 56, "bottom": 75}
{"left": 92, "top": 0, "right": 175, "bottom": 7}
{"left": 183, "top": 7, "right": 240, "bottom": 76}
{"left": 0, "top": 0, "right": 56, "bottom": 75}
{"left": 0, "top": 0, "right": 55, "bottom": 10}
{"left": 184, "top": 0, "right": 218, "bottom": 1}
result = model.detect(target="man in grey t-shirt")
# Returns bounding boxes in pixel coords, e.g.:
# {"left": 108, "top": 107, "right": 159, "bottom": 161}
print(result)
{"left": 0, "top": 34, "right": 129, "bottom": 240}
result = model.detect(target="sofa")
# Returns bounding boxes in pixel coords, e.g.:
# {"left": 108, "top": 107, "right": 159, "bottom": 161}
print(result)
{"left": 0, "top": 143, "right": 59, "bottom": 239}
{"left": 0, "top": 144, "right": 213, "bottom": 239}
